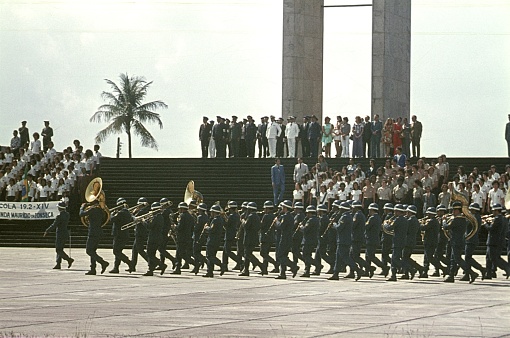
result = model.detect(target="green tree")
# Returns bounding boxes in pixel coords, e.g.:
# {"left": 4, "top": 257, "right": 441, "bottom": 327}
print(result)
{"left": 90, "top": 73, "right": 167, "bottom": 158}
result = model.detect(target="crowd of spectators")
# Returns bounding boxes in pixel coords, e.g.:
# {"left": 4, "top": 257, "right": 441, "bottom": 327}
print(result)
{"left": 199, "top": 114, "right": 423, "bottom": 159}
{"left": 0, "top": 121, "right": 102, "bottom": 207}
{"left": 289, "top": 154, "right": 509, "bottom": 218}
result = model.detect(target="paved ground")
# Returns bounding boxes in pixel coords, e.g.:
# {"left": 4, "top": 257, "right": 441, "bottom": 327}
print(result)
{"left": 0, "top": 248, "right": 509, "bottom": 338}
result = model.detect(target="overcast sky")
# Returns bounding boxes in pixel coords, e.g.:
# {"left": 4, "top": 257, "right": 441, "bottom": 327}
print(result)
{"left": 1, "top": 0, "right": 509, "bottom": 159}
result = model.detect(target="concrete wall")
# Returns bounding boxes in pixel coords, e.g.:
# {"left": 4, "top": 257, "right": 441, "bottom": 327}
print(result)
{"left": 372, "top": 0, "right": 411, "bottom": 121}
{"left": 282, "top": 0, "right": 324, "bottom": 124}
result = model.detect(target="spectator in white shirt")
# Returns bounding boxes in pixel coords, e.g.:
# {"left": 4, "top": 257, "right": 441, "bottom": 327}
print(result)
{"left": 93, "top": 144, "right": 102, "bottom": 173}
{"left": 285, "top": 116, "right": 300, "bottom": 158}
{"left": 37, "top": 178, "right": 52, "bottom": 201}
{"left": 292, "top": 182, "right": 304, "bottom": 206}
{"left": 471, "top": 183, "right": 485, "bottom": 211}
{"left": 487, "top": 181, "right": 505, "bottom": 212}
{"left": 6, "top": 178, "right": 19, "bottom": 201}
{"left": 31, "top": 132, "right": 42, "bottom": 155}
{"left": 293, "top": 158, "right": 309, "bottom": 183}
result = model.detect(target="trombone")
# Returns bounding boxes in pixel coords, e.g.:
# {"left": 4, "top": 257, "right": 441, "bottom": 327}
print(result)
{"left": 121, "top": 209, "right": 162, "bottom": 231}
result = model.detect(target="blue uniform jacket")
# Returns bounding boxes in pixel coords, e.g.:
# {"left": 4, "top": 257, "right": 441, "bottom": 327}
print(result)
{"left": 260, "top": 212, "right": 276, "bottom": 243}
{"left": 445, "top": 216, "right": 466, "bottom": 247}
{"left": 465, "top": 213, "right": 480, "bottom": 246}
{"left": 352, "top": 210, "right": 365, "bottom": 243}
{"left": 207, "top": 215, "right": 223, "bottom": 247}
{"left": 390, "top": 215, "right": 408, "bottom": 248}
{"left": 134, "top": 205, "right": 150, "bottom": 239}
{"left": 176, "top": 211, "right": 194, "bottom": 244}
{"left": 79, "top": 205, "right": 104, "bottom": 238}
{"left": 225, "top": 212, "right": 239, "bottom": 241}
{"left": 302, "top": 215, "right": 319, "bottom": 247}
{"left": 364, "top": 213, "right": 381, "bottom": 246}
{"left": 147, "top": 212, "right": 163, "bottom": 245}
{"left": 485, "top": 214, "right": 504, "bottom": 247}
{"left": 194, "top": 213, "right": 209, "bottom": 241}
{"left": 276, "top": 212, "right": 294, "bottom": 251}
{"left": 46, "top": 211, "right": 70, "bottom": 243}
{"left": 405, "top": 215, "right": 420, "bottom": 249}
{"left": 243, "top": 212, "right": 261, "bottom": 247}
{"left": 111, "top": 208, "right": 132, "bottom": 240}
{"left": 420, "top": 217, "right": 439, "bottom": 247}
{"left": 334, "top": 212, "right": 353, "bottom": 246}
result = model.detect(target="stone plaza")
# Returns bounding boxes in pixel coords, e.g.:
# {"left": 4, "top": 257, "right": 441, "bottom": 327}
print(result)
{"left": 0, "top": 248, "right": 509, "bottom": 337}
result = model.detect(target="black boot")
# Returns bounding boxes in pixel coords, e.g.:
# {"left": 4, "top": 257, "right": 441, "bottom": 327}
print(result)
{"left": 53, "top": 264, "right": 61, "bottom": 270}
{"left": 67, "top": 258, "right": 74, "bottom": 268}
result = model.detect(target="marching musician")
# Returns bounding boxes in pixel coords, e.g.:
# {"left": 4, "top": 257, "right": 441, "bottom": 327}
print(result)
{"left": 299, "top": 205, "right": 319, "bottom": 277}
{"left": 443, "top": 201, "right": 478, "bottom": 283}
{"left": 202, "top": 204, "right": 224, "bottom": 277}
{"left": 433, "top": 204, "right": 449, "bottom": 276}
{"left": 364, "top": 203, "right": 384, "bottom": 278}
{"left": 386, "top": 204, "right": 407, "bottom": 282}
{"left": 144, "top": 202, "right": 166, "bottom": 276}
{"left": 43, "top": 201, "right": 74, "bottom": 269}
{"left": 484, "top": 203, "right": 510, "bottom": 280}
{"left": 291, "top": 202, "right": 305, "bottom": 266}
{"left": 109, "top": 198, "right": 133, "bottom": 273}
{"left": 240, "top": 202, "right": 263, "bottom": 276}
{"left": 234, "top": 202, "right": 248, "bottom": 271}
{"left": 222, "top": 201, "right": 242, "bottom": 273}
{"left": 275, "top": 200, "right": 299, "bottom": 279}
{"left": 158, "top": 198, "right": 176, "bottom": 271}
{"left": 184, "top": 199, "right": 198, "bottom": 270}
{"left": 80, "top": 198, "right": 109, "bottom": 275}
{"left": 460, "top": 203, "right": 485, "bottom": 281}
{"left": 259, "top": 201, "right": 278, "bottom": 275}
{"left": 312, "top": 203, "right": 333, "bottom": 275}
{"left": 325, "top": 201, "right": 341, "bottom": 274}
{"left": 172, "top": 202, "right": 194, "bottom": 274}
{"left": 191, "top": 203, "right": 208, "bottom": 275}
{"left": 351, "top": 201, "right": 368, "bottom": 278}
{"left": 379, "top": 203, "right": 394, "bottom": 277}
{"left": 131, "top": 197, "right": 150, "bottom": 272}
{"left": 329, "top": 202, "right": 363, "bottom": 281}
{"left": 401, "top": 205, "right": 423, "bottom": 279}
{"left": 420, "top": 207, "right": 441, "bottom": 278}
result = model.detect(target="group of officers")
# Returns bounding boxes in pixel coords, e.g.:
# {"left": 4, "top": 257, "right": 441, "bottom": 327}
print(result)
{"left": 44, "top": 195, "right": 510, "bottom": 283}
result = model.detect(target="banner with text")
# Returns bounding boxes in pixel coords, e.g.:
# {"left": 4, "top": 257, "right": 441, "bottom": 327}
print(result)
{"left": 0, "top": 202, "right": 59, "bottom": 220}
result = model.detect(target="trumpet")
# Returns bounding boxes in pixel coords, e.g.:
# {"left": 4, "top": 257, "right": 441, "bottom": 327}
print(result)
{"left": 235, "top": 219, "right": 246, "bottom": 240}
{"left": 293, "top": 218, "right": 307, "bottom": 236}
{"left": 264, "top": 212, "right": 281, "bottom": 236}
{"left": 121, "top": 209, "right": 162, "bottom": 231}
{"left": 198, "top": 222, "right": 209, "bottom": 242}
{"left": 320, "top": 218, "right": 336, "bottom": 239}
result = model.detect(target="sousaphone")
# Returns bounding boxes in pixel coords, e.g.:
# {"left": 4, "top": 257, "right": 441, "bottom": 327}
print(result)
{"left": 184, "top": 180, "right": 203, "bottom": 205}
{"left": 80, "top": 177, "right": 111, "bottom": 227}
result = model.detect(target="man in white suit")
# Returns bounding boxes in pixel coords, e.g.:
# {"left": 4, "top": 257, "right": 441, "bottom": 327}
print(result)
{"left": 293, "top": 157, "right": 309, "bottom": 183}
{"left": 266, "top": 115, "right": 281, "bottom": 158}
{"left": 285, "top": 116, "right": 300, "bottom": 158}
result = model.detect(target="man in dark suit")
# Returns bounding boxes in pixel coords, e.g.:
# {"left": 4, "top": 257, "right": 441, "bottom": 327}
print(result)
{"left": 271, "top": 158, "right": 285, "bottom": 205}
{"left": 144, "top": 202, "right": 165, "bottom": 276}
{"left": 276, "top": 118, "right": 286, "bottom": 158}
{"left": 203, "top": 204, "right": 224, "bottom": 277}
{"left": 199, "top": 116, "right": 211, "bottom": 158}
{"left": 109, "top": 198, "right": 133, "bottom": 273}
{"left": 362, "top": 115, "right": 372, "bottom": 158}
{"left": 239, "top": 202, "right": 262, "bottom": 276}
{"left": 44, "top": 201, "right": 73, "bottom": 269}
{"left": 79, "top": 200, "right": 109, "bottom": 275}
{"left": 41, "top": 120, "right": 53, "bottom": 152}
{"left": 172, "top": 202, "right": 195, "bottom": 274}
{"left": 410, "top": 115, "right": 423, "bottom": 158}
{"left": 257, "top": 117, "right": 269, "bottom": 158}
{"left": 506, "top": 114, "right": 510, "bottom": 157}
{"left": 245, "top": 115, "right": 257, "bottom": 158}
{"left": 18, "top": 121, "right": 29, "bottom": 148}
{"left": 308, "top": 115, "right": 321, "bottom": 158}
{"left": 212, "top": 116, "right": 227, "bottom": 158}
{"left": 230, "top": 116, "right": 242, "bottom": 157}
{"left": 370, "top": 114, "right": 382, "bottom": 158}
{"left": 300, "top": 116, "right": 310, "bottom": 157}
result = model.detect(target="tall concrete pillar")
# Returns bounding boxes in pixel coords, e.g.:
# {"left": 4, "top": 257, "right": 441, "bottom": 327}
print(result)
{"left": 371, "top": 0, "right": 411, "bottom": 121}
{"left": 282, "top": 0, "right": 324, "bottom": 124}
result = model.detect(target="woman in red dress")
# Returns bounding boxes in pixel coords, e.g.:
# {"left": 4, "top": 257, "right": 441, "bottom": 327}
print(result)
{"left": 392, "top": 117, "right": 403, "bottom": 155}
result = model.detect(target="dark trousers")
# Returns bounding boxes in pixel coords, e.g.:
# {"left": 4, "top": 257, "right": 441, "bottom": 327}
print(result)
{"left": 423, "top": 244, "right": 441, "bottom": 272}
{"left": 215, "top": 140, "right": 226, "bottom": 158}
{"left": 158, "top": 235, "right": 175, "bottom": 265}
{"left": 222, "top": 239, "right": 239, "bottom": 268}
{"left": 246, "top": 138, "right": 256, "bottom": 157}
{"left": 131, "top": 236, "right": 148, "bottom": 268}
{"left": 193, "top": 240, "right": 204, "bottom": 267}
{"left": 412, "top": 138, "right": 420, "bottom": 158}
{"left": 365, "top": 244, "right": 383, "bottom": 270}
{"left": 175, "top": 241, "right": 192, "bottom": 270}
{"left": 464, "top": 243, "right": 484, "bottom": 274}
{"left": 258, "top": 137, "right": 268, "bottom": 158}
{"left": 112, "top": 236, "right": 130, "bottom": 269}
{"left": 231, "top": 138, "right": 240, "bottom": 157}
{"left": 206, "top": 245, "right": 221, "bottom": 274}
{"left": 381, "top": 237, "right": 392, "bottom": 267}
{"left": 309, "top": 138, "right": 318, "bottom": 158}
{"left": 314, "top": 239, "right": 335, "bottom": 269}
{"left": 278, "top": 245, "right": 297, "bottom": 275}
{"left": 370, "top": 137, "right": 381, "bottom": 158}
{"left": 236, "top": 238, "right": 245, "bottom": 266}
{"left": 486, "top": 245, "right": 509, "bottom": 275}
{"left": 86, "top": 236, "right": 106, "bottom": 270}
{"left": 147, "top": 240, "right": 161, "bottom": 271}
{"left": 302, "top": 139, "right": 310, "bottom": 158}
{"left": 434, "top": 238, "right": 449, "bottom": 267}
{"left": 260, "top": 241, "right": 277, "bottom": 270}
{"left": 326, "top": 241, "right": 338, "bottom": 268}
{"left": 244, "top": 244, "right": 261, "bottom": 272}
{"left": 240, "top": 139, "right": 247, "bottom": 157}
{"left": 55, "top": 238, "right": 70, "bottom": 264}
{"left": 334, "top": 244, "right": 357, "bottom": 274}
{"left": 201, "top": 140, "right": 209, "bottom": 158}
{"left": 350, "top": 241, "right": 367, "bottom": 271}
{"left": 302, "top": 243, "right": 316, "bottom": 273}
{"left": 402, "top": 246, "right": 422, "bottom": 273}
{"left": 292, "top": 236, "right": 304, "bottom": 264}
{"left": 390, "top": 246, "right": 404, "bottom": 276}
{"left": 449, "top": 244, "right": 469, "bottom": 277}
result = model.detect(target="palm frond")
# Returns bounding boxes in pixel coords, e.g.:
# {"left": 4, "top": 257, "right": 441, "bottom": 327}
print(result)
{"left": 94, "top": 118, "right": 126, "bottom": 143}
{"left": 131, "top": 120, "right": 158, "bottom": 150}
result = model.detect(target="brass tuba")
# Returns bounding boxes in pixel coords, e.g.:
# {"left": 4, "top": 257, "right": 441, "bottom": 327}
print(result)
{"left": 80, "top": 177, "right": 111, "bottom": 227}
{"left": 451, "top": 187, "right": 477, "bottom": 240}
{"left": 184, "top": 180, "right": 203, "bottom": 205}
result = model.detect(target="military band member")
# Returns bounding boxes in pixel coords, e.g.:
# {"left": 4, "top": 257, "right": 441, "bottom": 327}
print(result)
{"left": 184, "top": 199, "right": 198, "bottom": 269}
{"left": 80, "top": 199, "right": 109, "bottom": 275}
{"left": 325, "top": 201, "right": 341, "bottom": 274}
{"left": 240, "top": 202, "right": 263, "bottom": 276}
{"left": 443, "top": 201, "right": 478, "bottom": 283}
{"left": 144, "top": 202, "right": 165, "bottom": 276}
{"left": 386, "top": 204, "right": 408, "bottom": 281}
{"left": 259, "top": 201, "right": 278, "bottom": 275}
{"left": 203, "top": 205, "right": 224, "bottom": 277}
{"left": 131, "top": 197, "right": 150, "bottom": 272}
{"left": 191, "top": 203, "right": 208, "bottom": 274}
{"left": 109, "top": 198, "right": 133, "bottom": 273}
{"left": 329, "top": 202, "right": 362, "bottom": 281}
{"left": 300, "top": 206, "right": 319, "bottom": 277}
{"left": 313, "top": 203, "right": 334, "bottom": 275}
{"left": 420, "top": 207, "right": 442, "bottom": 278}
{"left": 401, "top": 205, "right": 423, "bottom": 279}
{"left": 292, "top": 202, "right": 305, "bottom": 265}
{"left": 172, "top": 202, "right": 194, "bottom": 274}
{"left": 380, "top": 203, "right": 394, "bottom": 276}
{"left": 234, "top": 201, "right": 248, "bottom": 270}
{"left": 44, "top": 201, "right": 73, "bottom": 269}
{"left": 159, "top": 198, "right": 176, "bottom": 270}
{"left": 484, "top": 203, "right": 510, "bottom": 279}
{"left": 364, "top": 203, "right": 384, "bottom": 278}
{"left": 275, "top": 200, "right": 299, "bottom": 279}
{"left": 220, "top": 201, "right": 239, "bottom": 272}
{"left": 433, "top": 204, "right": 449, "bottom": 276}
{"left": 460, "top": 203, "right": 485, "bottom": 281}
{"left": 350, "top": 201, "right": 368, "bottom": 277}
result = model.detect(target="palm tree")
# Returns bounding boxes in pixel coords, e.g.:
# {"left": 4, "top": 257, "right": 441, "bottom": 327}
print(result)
{"left": 90, "top": 73, "right": 168, "bottom": 158}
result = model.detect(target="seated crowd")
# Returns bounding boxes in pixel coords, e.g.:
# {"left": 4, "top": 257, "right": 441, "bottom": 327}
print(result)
{"left": 0, "top": 120, "right": 102, "bottom": 205}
